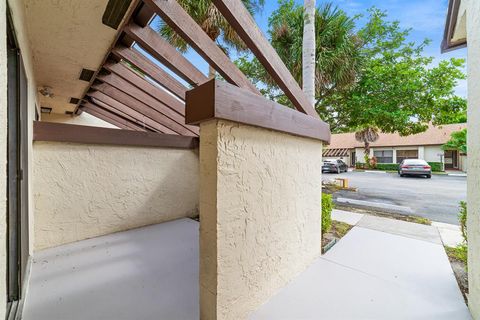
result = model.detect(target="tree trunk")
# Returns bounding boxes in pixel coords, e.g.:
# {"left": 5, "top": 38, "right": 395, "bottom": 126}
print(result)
{"left": 302, "top": 0, "right": 316, "bottom": 108}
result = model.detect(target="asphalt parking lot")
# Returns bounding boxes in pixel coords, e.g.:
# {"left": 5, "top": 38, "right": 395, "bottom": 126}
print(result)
{"left": 323, "top": 171, "right": 466, "bottom": 225}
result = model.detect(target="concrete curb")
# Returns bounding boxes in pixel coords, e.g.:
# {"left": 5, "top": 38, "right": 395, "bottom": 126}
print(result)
{"left": 448, "top": 173, "right": 467, "bottom": 177}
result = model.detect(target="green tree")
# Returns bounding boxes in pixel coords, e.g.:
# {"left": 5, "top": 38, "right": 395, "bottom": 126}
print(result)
{"left": 156, "top": 0, "right": 264, "bottom": 78}
{"left": 322, "top": 8, "right": 466, "bottom": 147}
{"left": 236, "top": 0, "right": 360, "bottom": 104}
{"left": 442, "top": 128, "right": 467, "bottom": 154}
{"left": 238, "top": 4, "right": 466, "bottom": 143}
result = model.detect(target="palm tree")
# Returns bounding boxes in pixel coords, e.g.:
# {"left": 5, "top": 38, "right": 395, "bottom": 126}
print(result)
{"left": 156, "top": 0, "right": 264, "bottom": 79}
{"left": 268, "top": 1, "right": 360, "bottom": 105}
{"left": 302, "top": 0, "right": 316, "bottom": 108}
{"left": 355, "top": 127, "right": 379, "bottom": 158}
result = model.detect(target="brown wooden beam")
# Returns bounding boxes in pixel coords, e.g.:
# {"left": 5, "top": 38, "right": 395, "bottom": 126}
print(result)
{"left": 97, "top": 72, "right": 198, "bottom": 135}
{"left": 112, "top": 46, "right": 187, "bottom": 100}
{"left": 134, "top": 3, "right": 155, "bottom": 27}
{"left": 92, "top": 82, "right": 190, "bottom": 136}
{"left": 81, "top": 102, "right": 147, "bottom": 131}
{"left": 104, "top": 61, "right": 186, "bottom": 117}
{"left": 80, "top": 104, "right": 144, "bottom": 131}
{"left": 143, "top": 0, "right": 260, "bottom": 95}
{"left": 33, "top": 121, "right": 199, "bottom": 149}
{"left": 124, "top": 23, "right": 207, "bottom": 86}
{"left": 186, "top": 80, "right": 331, "bottom": 142}
{"left": 85, "top": 99, "right": 158, "bottom": 132}
{"left": 88, "top": 91, "right": 171, "bottom": 133}
{"left": 212, "top": 0, "right": 319, "bottom": 118}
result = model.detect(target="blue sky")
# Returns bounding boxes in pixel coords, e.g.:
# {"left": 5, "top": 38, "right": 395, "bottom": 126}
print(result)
{"left": 152, "top": 0, "right": 467, "bottom": 97}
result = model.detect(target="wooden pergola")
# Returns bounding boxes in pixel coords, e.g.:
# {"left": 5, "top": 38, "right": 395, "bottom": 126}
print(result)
{"left": 77, "top": 0, "right": 330, "bottom": 142}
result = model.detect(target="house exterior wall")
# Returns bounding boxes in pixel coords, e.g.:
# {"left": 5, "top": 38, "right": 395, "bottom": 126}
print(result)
{"left": 424, "top": 145, "right": 444, "bottom": 163}
{"left": 41, "top": 113, "right": 118, "bottom": 129}
{"left": 354, "top": 145, "right": 449, "bottom": 165}
{"left": 200, "top": 120, "right": 322, "bottom": 320}
{"left": 33, "top": 141, "right": 199, "bottom": 250}
{"left": 0, "top": 3, "right": 8, "bottom": 317}
{"left": 466, "top": 0, "right": 480, "bottom": 317}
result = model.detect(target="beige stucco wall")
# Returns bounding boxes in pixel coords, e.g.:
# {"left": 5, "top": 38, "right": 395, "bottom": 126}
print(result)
{"left": 41, "top": 112, "right": 118, "bottom": 129}
{"left": 423, "top": 145, "right": 444, "bottom": 163}
{"left": 33, "top": 141, "right": 199, "bottom": 250}
{"left": 466, "top": 0, "right": 480, "bottom": 317}
{"left": 200, "top": 120, "right": 322, "bottom": 320}
{"left": 0, "top": 2, "right": 8, "bottom": 317}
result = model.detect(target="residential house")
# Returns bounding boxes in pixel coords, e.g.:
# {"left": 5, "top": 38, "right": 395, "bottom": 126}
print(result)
{"left": 443, "top": 0, "right": 480, "bottom": 318}
{"left": 324, "top": 123, "right": 467, "bottom": 171}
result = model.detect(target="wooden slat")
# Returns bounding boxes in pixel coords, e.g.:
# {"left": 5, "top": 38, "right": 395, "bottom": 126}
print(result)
{"left": 142, "top": 0, "right": 260, "bottom": 94}
{"left": 88, "top": 91, "right": 171, "bottom": 133}
{"left": 112, "top": 46, "right": 187, "bottom": 100}
{"left": 85, "top": 99, "right": 157, "bottom": 132}
{"left": 81, "top": 104, "right": 144, "bottom": 131}
{"left": 97, "top": 72, "right": 198, "bottom": 135}
{"left": 104, "top": 62, "right": 186, "bottom": 117}
{"left": 124, "top": 23, "right": 207, "bottom": 86}
{"left": 92, "top": 82, "right": 186, "bottom": 135}
{"left": 212, "top": 0, "right": 319, "bottom": 118}
{"left": 134, "top": 3, "right": 155, "bottom": 27}
{"left": 186, "top": 80, "right": 331, "bottom": 142}
{"left": 82, "top": 103, "right": 147, "bottom": 131}
{"left": 33, "top": 121, "right": 199, "bottom": 149}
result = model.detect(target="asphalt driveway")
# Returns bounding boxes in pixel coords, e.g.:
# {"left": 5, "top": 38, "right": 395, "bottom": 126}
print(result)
{"left": 323, "top": 171, "right": 466, "bottom": 225}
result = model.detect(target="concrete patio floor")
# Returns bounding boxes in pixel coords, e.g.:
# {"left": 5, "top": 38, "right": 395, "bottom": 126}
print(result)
{"left": 22, "top": 219, "right": 200, "bottom": 320}
{"left": 22, "top": 216, "right": 470, "bottom": 319}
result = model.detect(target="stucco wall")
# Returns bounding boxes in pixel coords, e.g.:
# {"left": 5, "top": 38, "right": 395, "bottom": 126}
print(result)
{"left": 424, "top": 145, "right": 443, "bottom": 163}
{"left": 41, "top": 113, "right": 118, "bottom": 129}
{"left": 466, "top": 0, "right": 480, "bottom": 317}
{"left": 33, "top": 142, "right": 199, "bottom": 250}
{"left": 200, "top": 120, "right": 322, "bottom": 320}
{"left": 0, "top": 3, "right": 8, "bottom": 317}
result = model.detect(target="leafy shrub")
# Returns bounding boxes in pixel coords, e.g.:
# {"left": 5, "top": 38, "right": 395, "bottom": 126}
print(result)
{"left": 459, "top": 201, "right": 467, "bottom": 243}
{"left": 369, "top": 156, "right": 378, "bottom": 169}
{"left": 428, "top": 162, "right": 444, "bottom": 172}
{"left": 356, "top": 162, "right": 367, "bottom": 169}
{"left": 322, "top": 193, "right": 334, "bottom": 234}
{"left": 376, "top": 163, "right": 400, "bottom": 171}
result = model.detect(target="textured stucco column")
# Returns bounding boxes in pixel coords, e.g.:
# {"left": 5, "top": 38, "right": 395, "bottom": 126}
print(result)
{"left": 199, "top": 119, "right": 323, "bottom": 319}
{"left": 467, "top": 0, "right": 480, "bottom": 317}
{"left": 0, "top": 2, "right": 7, "bottom": 317}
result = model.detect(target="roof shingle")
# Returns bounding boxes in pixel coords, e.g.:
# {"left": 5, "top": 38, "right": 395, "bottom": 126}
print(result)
{"left": 327, "top": 123, "right": 467, "bottom": 149}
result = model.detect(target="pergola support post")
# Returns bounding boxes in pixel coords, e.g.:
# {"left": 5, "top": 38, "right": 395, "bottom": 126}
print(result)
{"left": 186, "top": 80, "right": 329, "bottom": 319}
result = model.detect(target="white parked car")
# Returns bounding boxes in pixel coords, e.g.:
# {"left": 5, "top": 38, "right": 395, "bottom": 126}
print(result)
{"left": 398, "top": 159, "right": 432, "bottom": 178}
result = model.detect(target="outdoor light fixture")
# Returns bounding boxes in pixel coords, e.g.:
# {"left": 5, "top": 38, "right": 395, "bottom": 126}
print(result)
{"left": 79, "top": 68, "right": 95, "bottom": 82}
{"left": 102, "top": 0, "right": 132, "bottom": 30}
{"left": 39, "top": 86, "right": 54, "bottom": 98}
{"left": 40, "top": 107, "right": 52, "bottom": 114}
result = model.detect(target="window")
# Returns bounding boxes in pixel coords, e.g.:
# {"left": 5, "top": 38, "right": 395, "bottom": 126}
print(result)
{"left": 373, "top": 150, "right": 393, "bottom": 163}
{"left": 396, "top": 150, "right": 418, "bottom": 163}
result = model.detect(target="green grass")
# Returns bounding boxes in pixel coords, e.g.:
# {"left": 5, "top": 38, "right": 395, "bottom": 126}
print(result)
{"left": 331, "top": 220, "right": 353, "bottom": 238}
{"left": 407, "top": 216, "right": 431, "bottom": 225}
{"left": 446, "top": 244, "right": 468, "bottom": 265}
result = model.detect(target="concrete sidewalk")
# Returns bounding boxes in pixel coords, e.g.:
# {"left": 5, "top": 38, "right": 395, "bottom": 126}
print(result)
{"left": 252, "top": 214, "right": 470, "bottom": 319}
{"left": 333, "top": 209, "right": 465, "bottom": 247}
